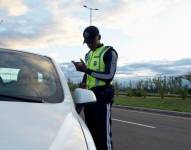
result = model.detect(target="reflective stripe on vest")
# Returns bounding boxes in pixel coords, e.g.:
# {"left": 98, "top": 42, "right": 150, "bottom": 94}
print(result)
{"left": 86, "top": 46, "right": 111, "bottom": 89}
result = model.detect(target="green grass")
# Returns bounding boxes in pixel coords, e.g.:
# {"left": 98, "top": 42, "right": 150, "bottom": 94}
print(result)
{"left": 114, "top": 95, "right": 191, "bottom": 113}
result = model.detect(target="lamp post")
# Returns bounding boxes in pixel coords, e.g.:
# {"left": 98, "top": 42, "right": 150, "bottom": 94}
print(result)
{"left": 83, "top": 5, "right": 98, "bottom": 25}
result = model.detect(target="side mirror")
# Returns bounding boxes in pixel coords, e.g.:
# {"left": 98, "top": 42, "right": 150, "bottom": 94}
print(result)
{"left": 73, "top": 88, "right": 96, "bottom": 104}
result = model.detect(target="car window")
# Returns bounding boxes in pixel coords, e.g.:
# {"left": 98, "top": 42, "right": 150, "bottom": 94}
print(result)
{"left": 0, "top": 49, "right": 63, "bottom": 103}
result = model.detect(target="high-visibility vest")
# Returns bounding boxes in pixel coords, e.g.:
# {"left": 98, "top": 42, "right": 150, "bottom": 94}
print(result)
{"left": 86, "top": 45, "right": 111, "bottom": 89}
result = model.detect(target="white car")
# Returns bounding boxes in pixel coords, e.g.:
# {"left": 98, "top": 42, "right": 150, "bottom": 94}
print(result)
{"left": 0, "top": 48, "right": 97, "bottom": 150}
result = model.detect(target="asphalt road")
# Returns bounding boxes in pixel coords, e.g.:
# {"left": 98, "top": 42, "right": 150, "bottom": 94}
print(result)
{"left": 112, "top": 107, "right": 191, "bottom": 150}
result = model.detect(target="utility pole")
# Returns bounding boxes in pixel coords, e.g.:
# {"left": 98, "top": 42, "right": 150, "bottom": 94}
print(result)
{"left": 83, "top": 5, "right": 98, "bottom": 25}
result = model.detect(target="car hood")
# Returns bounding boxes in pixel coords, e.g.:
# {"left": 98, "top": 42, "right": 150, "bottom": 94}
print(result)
{"left": 0, "top": 101, "right": 87, "bottom": 150}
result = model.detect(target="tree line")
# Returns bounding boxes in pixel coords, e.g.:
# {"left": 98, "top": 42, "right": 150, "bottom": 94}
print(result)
{"left": 114, "top": 75, "right": 191, "bottom": 100}
{"left": 67, "top": 74, "right": 191, "bottom": 100}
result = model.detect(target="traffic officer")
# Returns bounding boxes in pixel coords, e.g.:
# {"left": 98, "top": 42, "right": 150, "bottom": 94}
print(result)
{"left": 72, "top": 26, "right": 118, "bottom": 150}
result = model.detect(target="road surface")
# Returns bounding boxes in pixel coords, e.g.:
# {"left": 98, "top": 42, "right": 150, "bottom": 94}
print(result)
{"left": 112, "top": 107, "right": 191, "bottom": 150}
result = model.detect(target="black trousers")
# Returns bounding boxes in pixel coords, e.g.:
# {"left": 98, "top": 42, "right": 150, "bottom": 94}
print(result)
{"left": 84, "top": 86, "right": 114, "bottom": 150}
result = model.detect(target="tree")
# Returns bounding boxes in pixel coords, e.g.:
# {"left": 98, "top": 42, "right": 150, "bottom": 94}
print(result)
{"left": 67, "top": 78, "right": 78, "bottom": 92}
{"left": 134, "top": 80, "right": 147, "bottom": 98}
{"left": 114, "top": 81, "right": 120, "bottom": 96}
{"left": 179, "top": 86, "right": 188, "bottom": 100}
{"left": 126, "top": 80, "right": 133, "bottom": 97}
{"left": 153, "top": 77, "right": 166, "bottom": 99}
{"left": 184, "top": 73, "right": 191, "bottom": 81}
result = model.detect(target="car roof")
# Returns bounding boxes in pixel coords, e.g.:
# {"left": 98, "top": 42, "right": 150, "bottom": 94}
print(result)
{"left": 0, "top": 48, "right": 51, "bottom": 60}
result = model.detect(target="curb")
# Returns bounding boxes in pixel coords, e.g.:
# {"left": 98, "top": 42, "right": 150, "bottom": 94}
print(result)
{"left": 113, "top": 105, "right": 191, "bottom": 118}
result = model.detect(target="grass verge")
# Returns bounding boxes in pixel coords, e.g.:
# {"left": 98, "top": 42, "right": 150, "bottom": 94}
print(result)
{"left": 114, "top": 95, "right": 191, "bottom": 113}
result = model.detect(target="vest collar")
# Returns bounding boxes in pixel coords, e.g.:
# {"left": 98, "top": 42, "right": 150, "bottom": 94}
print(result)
{"left": 92, "top": 44, "right": 104, "bottom": 51}
{"left": 97, "top": 43, "right": 104, "bottom": 48}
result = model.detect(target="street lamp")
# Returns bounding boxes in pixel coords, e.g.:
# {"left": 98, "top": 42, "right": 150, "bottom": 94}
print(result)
{"left": 83, "top": 5, "right": 99, "bottom": 25}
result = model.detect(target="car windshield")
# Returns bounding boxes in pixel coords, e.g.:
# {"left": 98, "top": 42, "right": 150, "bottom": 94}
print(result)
{"left": 0, "top": 49, "right": 63, "bottom": 103}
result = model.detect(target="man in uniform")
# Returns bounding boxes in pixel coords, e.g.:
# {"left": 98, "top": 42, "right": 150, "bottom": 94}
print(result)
{"left": 72, "top": 26, "right": 118, "bottom": 150}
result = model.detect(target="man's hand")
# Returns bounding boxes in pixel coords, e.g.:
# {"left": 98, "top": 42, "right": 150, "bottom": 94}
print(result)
{"left": 79, "top": 82, "right": 87, "bottom": 89}
{"left": 71, "top": 59, "right": 87, "bottom": 73}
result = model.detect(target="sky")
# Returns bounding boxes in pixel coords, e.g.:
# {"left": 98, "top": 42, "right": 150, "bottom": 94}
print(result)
{"left": 0, "top": 0, "right": 191, "bottom": 77}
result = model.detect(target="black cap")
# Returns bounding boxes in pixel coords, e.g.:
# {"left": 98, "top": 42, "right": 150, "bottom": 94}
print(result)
{"left": 83, "top": 26, "right": 100, "bottom": 44}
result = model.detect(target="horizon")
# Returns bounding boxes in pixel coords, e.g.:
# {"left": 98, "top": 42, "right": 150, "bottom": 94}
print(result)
{"left": 60, "top": 58, "right": 191, "bottom": 85}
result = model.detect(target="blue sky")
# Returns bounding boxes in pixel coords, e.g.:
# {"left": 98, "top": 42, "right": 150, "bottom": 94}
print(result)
{"left": 0, "top": 0, "right": 191, "bottom": 76}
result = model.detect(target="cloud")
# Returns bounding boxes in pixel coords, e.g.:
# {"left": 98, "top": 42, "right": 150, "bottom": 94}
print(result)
{"left": 60, "top": 58, "right": 191, "bottom": 84}
{"left": 82, "top": 0, "right": 191, "bottom": 64}
{"left": 0, "top": 0, "right": 86, "bottom": 50}
{"left": 0, "top": 0, "right": 29, "bottom": 16}
{"left": 97, "top": 0, "right": 191, "bottom": 52}
{"left": 94, "top": 0, "right": 182, "bottom": 33}
{"left": 117, "top": 58, "right": 191, "bottom": 77}
{"left": 0, "top": 0, "right": 191, "bottom": 65}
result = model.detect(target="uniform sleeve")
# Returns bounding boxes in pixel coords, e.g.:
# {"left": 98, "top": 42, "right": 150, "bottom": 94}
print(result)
{"left": 86, "top": 48, "right": 118, "bottom": 81}
{"left": 82, "top": 73, "right": 87, "bottom": 83}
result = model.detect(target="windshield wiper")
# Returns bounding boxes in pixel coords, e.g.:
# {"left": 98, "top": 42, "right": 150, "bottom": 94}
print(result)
{"left": 0, "top": 94, "right": 44, "bottom": 103}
